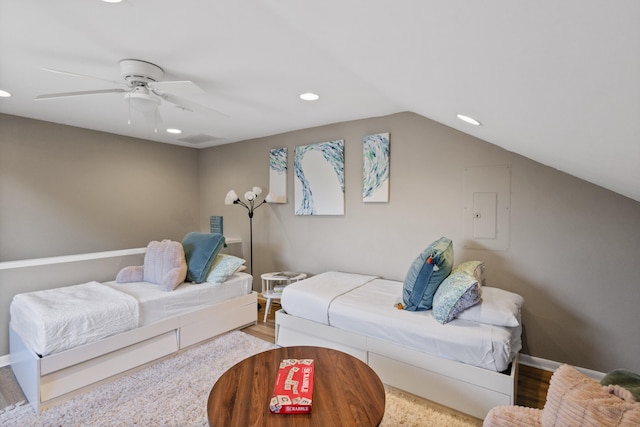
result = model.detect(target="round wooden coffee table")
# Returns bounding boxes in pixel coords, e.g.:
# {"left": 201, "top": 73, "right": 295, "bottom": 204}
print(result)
{"left": 207, "top": 346, "right": 385, "bottom": 426}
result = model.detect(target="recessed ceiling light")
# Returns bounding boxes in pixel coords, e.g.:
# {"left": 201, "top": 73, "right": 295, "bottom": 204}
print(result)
{"left": 166, "top": 128, "right": 182, "bottom": 134}
{"left": 457, "top": 114, "right": 482, "bottom": 126}
{"left": 300, "top": 92, "right": 319, "bottom": 101}
{"left": 0, "top": 90, "right": 11, "bottom": 97}
{"left": 101, "top": 0, "right": 123, "bottom": 3}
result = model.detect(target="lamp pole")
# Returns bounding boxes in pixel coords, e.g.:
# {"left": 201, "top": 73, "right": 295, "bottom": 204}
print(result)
{"left": 248, "top": 210, "right": 254, "bottom": 274}
{"left": 225, "top": 187, "right": 265, "bottom": 275}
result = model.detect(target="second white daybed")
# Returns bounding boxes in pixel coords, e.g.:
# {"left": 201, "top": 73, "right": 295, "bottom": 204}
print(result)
{"left": 276, "top": 271, "right": 523, "bottom": 419}
{"left": 10, "top": 272, "right": 256, "bottom": 411}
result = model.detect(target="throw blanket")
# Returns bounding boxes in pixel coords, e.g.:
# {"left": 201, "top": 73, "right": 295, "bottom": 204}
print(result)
{"left": 281, "top": 271, "right": 379, "bottom": 324}
{"left": 10, "top": 281, "right": 139, "bottom": 356}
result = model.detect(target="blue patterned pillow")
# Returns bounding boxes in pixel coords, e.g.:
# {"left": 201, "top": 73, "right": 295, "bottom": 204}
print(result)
{"left": 205, "top": 254, "right": 246, "bottom": 283}
{"left": 181, "top": 232, "right": 225, "bottom": 283}
{"left": 432, "top": 271, "right": 482, "bottom": 324}
{"left": 402, "top": 237, "right": 454, "bottom": 311}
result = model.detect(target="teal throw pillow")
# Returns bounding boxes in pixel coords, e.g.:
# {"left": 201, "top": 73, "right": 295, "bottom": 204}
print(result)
{"left": 181, "top": 232, "right": 225, "bottom": 283}
{"left": 432, "top": 271, "right": 482, "bottom": 324}
{"left": 402, "top": 237, "right": 454, "bottom": 311}
{"left": 205, "top": 254, "right": 246, "bottom": 283}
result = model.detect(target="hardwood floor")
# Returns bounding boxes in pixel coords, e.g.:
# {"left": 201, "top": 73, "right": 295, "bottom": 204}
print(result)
{"left": 517, "top": 362, "right": 553, "bottom": 409}
{"left": 0, "top": 298, "right": 552, "bottom": 411}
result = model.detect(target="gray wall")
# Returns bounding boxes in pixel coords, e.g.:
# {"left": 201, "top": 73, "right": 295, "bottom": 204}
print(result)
{"left": 1, "top": 114, "right": 200, "bottom": 260}
{"left": 201, "top": 112, "right": 640, "bottom": 374}
{"left": 2, "top": 112, "right": 639, "bottom": 374}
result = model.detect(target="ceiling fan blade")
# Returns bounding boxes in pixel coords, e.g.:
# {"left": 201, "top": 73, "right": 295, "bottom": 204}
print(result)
{"left": 149, "top": 80, "right": 205, "bottom": 95}
{"left": 41, "top": 67, "right": 129, "bottom": 87}
{"left": 162, "top": 93, "right": 228, "bottom": 118}
{"left": 35, "top": 88, "right": 127, "bottom": 100}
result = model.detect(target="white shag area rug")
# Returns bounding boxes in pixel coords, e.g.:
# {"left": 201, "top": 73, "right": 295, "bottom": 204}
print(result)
{"left": 0, "top": 331, "right": 481, "bottom": 426}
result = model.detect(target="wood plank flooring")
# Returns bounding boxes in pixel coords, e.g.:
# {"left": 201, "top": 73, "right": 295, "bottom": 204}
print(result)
{"left": 0, "top": 298, "right": 552, "bottom": 411}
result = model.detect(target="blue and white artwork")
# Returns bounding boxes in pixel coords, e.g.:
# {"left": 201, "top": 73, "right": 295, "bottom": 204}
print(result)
{"left": 363, "top": 133, "right": 390, "bottom": 202}
{"left": 266, "top": 147, "right": 287, "bottom": 203}
{"left": 294, "top": 140, "right": 344, "bottom": 215}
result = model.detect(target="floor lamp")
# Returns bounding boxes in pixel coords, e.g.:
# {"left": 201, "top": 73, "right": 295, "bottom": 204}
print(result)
{"left": 224, "top": 187, "right": 266, "bottom": 276}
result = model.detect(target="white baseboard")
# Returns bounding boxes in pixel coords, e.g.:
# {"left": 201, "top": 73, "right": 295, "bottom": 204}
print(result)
{"left": 519, "top": 353, "right": 605, "bottom": 380}
{"left": 0, "top": 354, "right": 9, "bottom": 368}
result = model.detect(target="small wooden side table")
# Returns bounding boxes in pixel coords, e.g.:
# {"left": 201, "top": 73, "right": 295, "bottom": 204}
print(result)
{"left": 207, "top": 345, "right": 386, "bottom": 426}
{"left": 260, "top": 272, "right": 306, "bottom": 322}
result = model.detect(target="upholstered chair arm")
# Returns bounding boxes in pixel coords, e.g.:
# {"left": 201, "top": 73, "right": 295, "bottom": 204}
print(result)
{"left": 483, "top": 405, "right": 542, "bottom": 427}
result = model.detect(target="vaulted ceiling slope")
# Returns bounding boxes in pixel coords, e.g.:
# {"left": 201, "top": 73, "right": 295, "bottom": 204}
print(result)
{"left": 1, "top": 1, "right": 638, "bottom": 201}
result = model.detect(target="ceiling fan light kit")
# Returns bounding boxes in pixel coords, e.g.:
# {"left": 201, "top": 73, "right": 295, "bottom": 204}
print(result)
{"left": 125, "top": 86, "right": 161, "bottom": 113}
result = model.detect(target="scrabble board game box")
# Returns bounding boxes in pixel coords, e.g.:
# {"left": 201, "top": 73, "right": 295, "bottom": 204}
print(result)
{"left": 269, "top": 359, "right": 314, "bottom": 414}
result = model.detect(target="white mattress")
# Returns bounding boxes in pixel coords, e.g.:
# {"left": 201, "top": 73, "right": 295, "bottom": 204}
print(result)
{"left": 10, "top": 273, "right": 253, "bottom": 356}
{"left": 280, "top": 271, "right": 379, "bottom": 324}
{"left": 281, "top": 272, "right": 521, "bottom": 372}
{"left": 105, "top": 272, "right": 253, "bottom": 325}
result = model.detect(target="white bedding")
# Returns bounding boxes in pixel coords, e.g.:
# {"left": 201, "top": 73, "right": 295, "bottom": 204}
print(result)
{"left": 280, "top": 271, "right": 379, "bottom": 324}
{"left": 105, "top": 272, "right": 253, "bottom": 325}
{"left": 329, "top": 278, "right": 521, "bottom": 372}
{"left": 281, "top": 272, "right": 521, "bottom": 372}
{"left": 10, "top": 281, "right": 139, "bottom": 357}
{"left": 10, "top": 273, "right": 253, "bottom": 357}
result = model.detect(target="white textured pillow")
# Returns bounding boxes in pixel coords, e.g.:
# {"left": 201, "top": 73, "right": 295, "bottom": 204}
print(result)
{"left": 117, "top": 240, "right": 187, "bottom": 292}
{"left": 205, "top": 254, "right": 246, "bottom": 283}
{"left": 455, "top": 286, "right": 523, "bottom": 327}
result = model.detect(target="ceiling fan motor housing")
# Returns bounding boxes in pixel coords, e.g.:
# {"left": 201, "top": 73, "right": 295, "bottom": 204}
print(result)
{"left": 120, "top": 59, "right": 164, "bottom": 84}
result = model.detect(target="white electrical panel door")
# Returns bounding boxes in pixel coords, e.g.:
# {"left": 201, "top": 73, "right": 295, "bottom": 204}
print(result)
{"left": 473, "top": 192, "right": 498, "bottom": 239}
{"left": 464, "top": 165, "right": 510, "bottom": 251}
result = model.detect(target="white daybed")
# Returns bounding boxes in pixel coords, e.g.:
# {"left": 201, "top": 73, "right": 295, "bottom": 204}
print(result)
{"left": 10, "top": 272, "right": 256, "bottom": 411}
{"left": 276, "top": 271, "right": 523, "bottom": 419}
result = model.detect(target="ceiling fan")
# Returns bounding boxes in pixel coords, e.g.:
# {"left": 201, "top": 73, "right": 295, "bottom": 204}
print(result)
{"left": 35, "top": 59, "right": 225, "bottom": 128}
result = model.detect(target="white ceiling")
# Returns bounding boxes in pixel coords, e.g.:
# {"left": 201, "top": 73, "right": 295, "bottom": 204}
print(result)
{"left": 1, "top": 1, "right": 639, "bottom": 201}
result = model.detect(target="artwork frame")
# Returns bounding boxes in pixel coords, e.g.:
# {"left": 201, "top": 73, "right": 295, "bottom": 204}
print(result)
{"left": 209, "top": 216, "right": 223, "bottom": 234}
{"left": 294, "top": 140, "right": 345, "bottom": 215}
{"left": 363, "top": 132, "right": 390, "bottom": 203}
{"left": 266, "top": 147, "right": 287, "bottom": 203}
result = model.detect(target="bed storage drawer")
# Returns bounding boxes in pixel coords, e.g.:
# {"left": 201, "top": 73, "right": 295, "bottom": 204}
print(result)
{"left": 367, "top": 338, "right": 517, "bottom": 419}
{"left": 179, "top": 292, "right": 257, "bottom": 349}
{"left": 370, "top": 353, "right": 510, "bottom": 419}
{"left": 40, "top": 331, "right": 178, "bottom": 402}
{"left": 367, "top": 337, "right": 516, "bottom": 395}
